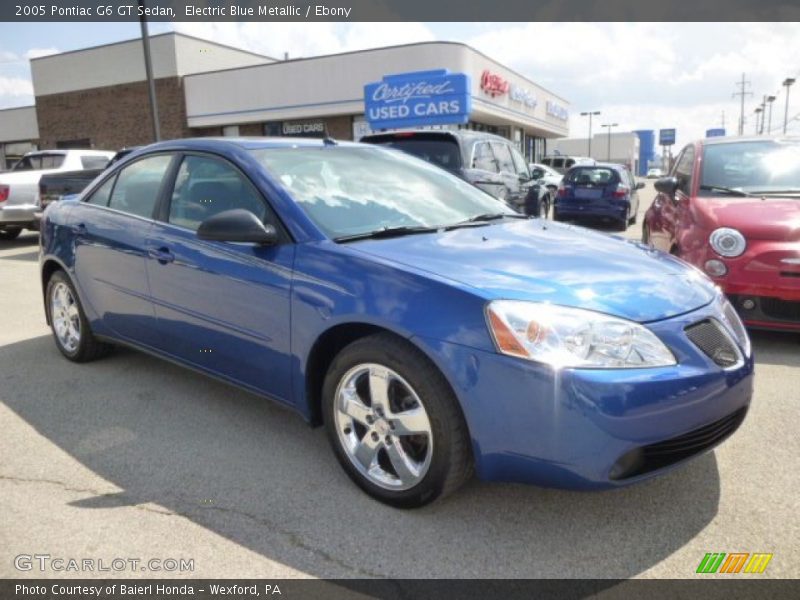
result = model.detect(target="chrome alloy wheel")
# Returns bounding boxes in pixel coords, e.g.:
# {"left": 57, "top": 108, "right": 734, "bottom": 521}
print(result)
{"left": 334, "top": 363, "right": 433, "bottom": 491}
{"left": 51, "top": 282, "right": 81, "bottom": 353}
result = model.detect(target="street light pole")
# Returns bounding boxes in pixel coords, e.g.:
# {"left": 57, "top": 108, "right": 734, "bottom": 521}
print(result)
{"left": 766, "top": 95, "right": 776, "bottom": 134}
{"left": 601, "top": 123, "right": 618, "bottom": 161}
{"left": 580, "top": 111, "right": 601, "bottom": 157}
{"left": 138, "top": 0, "right": 161, "bottom": 142}
{"left": 784, "top": 78, "right": 796, "bottom": 134}
{"left": 754, "top": 107, "right": 763, "bottom": 134}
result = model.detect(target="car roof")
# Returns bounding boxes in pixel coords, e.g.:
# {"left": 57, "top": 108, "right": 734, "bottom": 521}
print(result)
{"left": 134, "top": 136, "right": 365, "bottom": 154}
{"left": 361, "top": 129, "right": 511, "bottom": 144}
{"left": 698, "top": 135, "right": 800, "bottom": 146}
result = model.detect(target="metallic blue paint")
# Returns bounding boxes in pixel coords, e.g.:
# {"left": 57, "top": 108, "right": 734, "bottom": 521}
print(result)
{"left": 40, "top": 138, "right": 754, "bottom": 490}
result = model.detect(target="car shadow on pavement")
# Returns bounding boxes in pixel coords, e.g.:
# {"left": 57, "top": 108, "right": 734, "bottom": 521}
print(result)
{"left": 1, "top": 334, "right": 722, "bottom": 579}
{"left": 0, "top": 250, "right": 39, "bottom": 262}
{"left": 749, "top": 330, "right": 800, "bottom": 368}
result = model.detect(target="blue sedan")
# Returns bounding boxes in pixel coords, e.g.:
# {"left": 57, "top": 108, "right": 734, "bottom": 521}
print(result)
{"left": 40, "top": 138, "right": 753, "bottom": 507}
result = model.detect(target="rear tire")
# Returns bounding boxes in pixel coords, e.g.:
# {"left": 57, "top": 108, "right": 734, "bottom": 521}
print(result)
{"left": 0, "top": 227, "right": 22, "bottom": 240}
{"left": 322, "top": 333, "right": 473, "bottom": 508}
{"left": 46, "top": 270, "right": 113, "bottom": 362}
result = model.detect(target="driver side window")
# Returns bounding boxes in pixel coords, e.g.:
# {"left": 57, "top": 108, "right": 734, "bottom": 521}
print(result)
{"left": 168, "top": 155, "right": 268, "bottom": 232}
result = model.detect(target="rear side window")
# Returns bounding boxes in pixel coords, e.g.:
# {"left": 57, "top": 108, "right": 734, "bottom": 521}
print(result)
{"left": 81, "top": 156, "right": 110, "bottom": 170}
{"left": 168, "top": 155, "right": 267, "bottom": 231}
{"left": 490, "top": 142, "right": 516, "bottom": 175}
{"left": 552, "top": 158, "right": 565, "bottom": 169}
{"left": 566, "top": 167, "right": 618, "bottom": 185}
{"left": 472, "top": 142, "right": 498, "bottom": 172}
{"left": 108, "top": 155, "right": 172, "bottom": 219}
{"left": 12, "top": 153, "right": 65, "bottom": 171}
{"left": 373, "top": 138, "right": 462, "bottom": 171}
{"left": 85, "top": 176, "right": 116, "bottom": 207}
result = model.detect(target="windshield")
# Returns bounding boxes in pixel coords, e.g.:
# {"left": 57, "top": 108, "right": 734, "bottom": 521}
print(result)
{"left": 701, "top": 140, "right": 800, "bottom": 193}
{"left": 251, "top": 146, "right": 515, "bottom": 239}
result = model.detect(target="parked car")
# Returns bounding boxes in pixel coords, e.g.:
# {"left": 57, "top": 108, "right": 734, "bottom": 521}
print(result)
{"left": 647, "top": 167, "right": 664, "bottom": 179}
{"left": 0, "top": 149, "right": 115, "bottom": 240}
{"left": 36, "top": 147, "right": 140, "bottom": 222}
{"left": 643, "top": 136, "right": 800, "bottom": 332}
{"left": 41, "top": 137, "right": 753, "bottom": 507}
{"left": 529, "top": 162, "right": 563, "bottom": 191}
{"left": 360, "top": 130, "right": 551, "bottom": 218}
{"left": 553, "top": 163, "right": 644, "bottom": 230}
{"left": 541, "top": 155, "right": 596, "bottom": 174}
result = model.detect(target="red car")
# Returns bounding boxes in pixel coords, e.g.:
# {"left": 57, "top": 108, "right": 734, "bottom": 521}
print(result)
{"left": 643, "top": 136, "right": 800, "bottom": 331}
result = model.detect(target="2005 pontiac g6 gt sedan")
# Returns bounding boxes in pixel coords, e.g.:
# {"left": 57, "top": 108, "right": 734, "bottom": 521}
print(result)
{"left": 40, "top": 138, "right": 754, "bottom": 508}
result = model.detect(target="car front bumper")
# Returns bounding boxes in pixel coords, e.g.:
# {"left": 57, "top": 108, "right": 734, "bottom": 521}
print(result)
{"left": 414, "top": 302, "right": 754, "bottom": 489}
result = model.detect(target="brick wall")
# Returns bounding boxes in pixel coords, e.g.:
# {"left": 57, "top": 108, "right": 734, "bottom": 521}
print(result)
{"left": 35, "top": 77, "right": 190, "bottom": 151}
{"left": 36, "top": 79, "right": 357, "bottom": 149}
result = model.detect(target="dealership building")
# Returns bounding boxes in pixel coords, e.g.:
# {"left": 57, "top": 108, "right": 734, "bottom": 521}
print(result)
{"left": 6, "top": 32, "right": 570, "bottom": 165}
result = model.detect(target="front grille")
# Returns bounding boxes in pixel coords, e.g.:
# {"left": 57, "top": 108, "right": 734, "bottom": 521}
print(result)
{"left": 761, "top": 297, "right": 800, "bottom": 322}
{"left": 610, "top": 407, "right": 748, "bottom": 480}
{"left": 685, "top": 319, "right": 741, "bottom": 368}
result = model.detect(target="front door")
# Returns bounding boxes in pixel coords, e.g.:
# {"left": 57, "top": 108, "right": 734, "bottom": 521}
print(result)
{"left": 144, "top": 153, "right": 294, "bottom": 402}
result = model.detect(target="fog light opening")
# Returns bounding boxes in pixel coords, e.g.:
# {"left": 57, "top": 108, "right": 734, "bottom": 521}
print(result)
{"left": 704, "top": 259, "right": 727, "bottom": 277}
{"left": 741, "top": 298, "right": 756, "bottom": 311}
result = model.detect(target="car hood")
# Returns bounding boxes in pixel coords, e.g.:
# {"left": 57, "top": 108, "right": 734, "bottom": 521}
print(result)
{"left": 349, "top": 220, "right": 717, "bottom": 323}
{"left": 696, "top": 196, "right": 800, "bottom": 241}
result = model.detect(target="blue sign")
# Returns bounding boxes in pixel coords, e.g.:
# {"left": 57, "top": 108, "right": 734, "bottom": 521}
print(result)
{"left": 364, "top": 70, "right": 471, "bottom": 130}
{"left": 659, "top": 128, "right": 676, "bottom": 146}
{"left": 706, "top": 128, "right": 726, "bottom": 138}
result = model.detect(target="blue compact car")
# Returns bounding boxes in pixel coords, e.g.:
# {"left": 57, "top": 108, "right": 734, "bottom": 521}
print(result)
{"left": 554, "top": 163, "right": 643, "bottom": 230}
{"left": 40, "top": 138, "right": 753, "bottom": 508}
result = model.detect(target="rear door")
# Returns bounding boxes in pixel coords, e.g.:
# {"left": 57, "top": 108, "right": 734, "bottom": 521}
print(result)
{"left": 564, "top": 166, "right": 620, "bottom": 206}
{"left": 144, "top": 152, "right": 294, "bottom": 402}
{"left": 71, "top": 153, "right": 175, "bottom": 346}
{"left": 466, "top": 141, "right": 506, "bottom": 199}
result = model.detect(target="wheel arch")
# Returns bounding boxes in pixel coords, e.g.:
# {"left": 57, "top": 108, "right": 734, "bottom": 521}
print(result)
{"left": 303, "top": 322, "right": 468, "bottom": 437}
{"left": 40, "top": 257, "right": 70, "bottom": 325}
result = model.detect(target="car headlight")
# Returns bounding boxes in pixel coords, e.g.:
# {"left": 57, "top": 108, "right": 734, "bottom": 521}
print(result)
{"left": 486, "top": 300, "right": 676, "bottom": 369}
{"left": 709, "top": 227, "right": 746, "bottom": 258}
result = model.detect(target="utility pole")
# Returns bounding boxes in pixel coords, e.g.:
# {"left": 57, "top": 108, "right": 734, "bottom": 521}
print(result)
{"left": 733, "top": 73, "right": 752, "bottom": 135}
{"left": 759, "top": 96, "right": 768, "bottom": 134}
{"left": 580, "top": 111, "right": 601, "bottom": 157}
{"left": 784, "top": 78, "right": 796, "bottom": 134}
{"left": 138, "top": 0, "right": 161, "bottom": 142}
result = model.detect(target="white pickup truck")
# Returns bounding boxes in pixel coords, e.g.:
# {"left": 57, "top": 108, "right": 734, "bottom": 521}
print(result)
{"left": 0, "top": 149, "right": 114, "bottom": 240}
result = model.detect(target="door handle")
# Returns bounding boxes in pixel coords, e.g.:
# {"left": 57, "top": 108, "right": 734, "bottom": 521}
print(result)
{"left": 71, "top": 223, "right": 87, "bottom": 236}
{"left": 147, "top": 246, "right": 174, "bottom": 264}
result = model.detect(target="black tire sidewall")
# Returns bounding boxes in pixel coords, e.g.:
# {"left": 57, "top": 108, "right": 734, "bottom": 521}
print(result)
{"left": 322, "top": 336, "right": 463, "bottom": 508}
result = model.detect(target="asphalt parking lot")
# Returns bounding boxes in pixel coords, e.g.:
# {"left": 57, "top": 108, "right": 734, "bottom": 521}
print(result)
{"left": 1, "top": 180, "right": 798, "bottom": 579}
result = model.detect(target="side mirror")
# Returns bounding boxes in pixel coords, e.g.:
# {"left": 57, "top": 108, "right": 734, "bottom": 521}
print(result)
{"left": 197, "top": 209, "right": 277, "bottom": 245}
{"left": 635, "top": 181, "right": 645, "bottom": 190}
{"left": 654, "top": 176, "right": 679, "bottom": 196}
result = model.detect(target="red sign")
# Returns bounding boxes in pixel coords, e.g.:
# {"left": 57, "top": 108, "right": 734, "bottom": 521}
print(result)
{"left": 480, "top": 70, "right": 509, "bottom": 97}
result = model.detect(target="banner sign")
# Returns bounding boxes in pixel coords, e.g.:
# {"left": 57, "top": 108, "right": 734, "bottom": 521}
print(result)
{"left": 706, "top": 128, "right": 726, "bottom": 137}
{"left": 364, "top": 70, "right": 471, "bottom": 130}
{"left": 659, "top": 128, "right": 677, "bottom": 145}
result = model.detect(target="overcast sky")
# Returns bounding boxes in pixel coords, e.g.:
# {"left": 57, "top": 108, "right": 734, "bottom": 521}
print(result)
{"left": 1, "top": 22, "right": 799, "bottom": 148}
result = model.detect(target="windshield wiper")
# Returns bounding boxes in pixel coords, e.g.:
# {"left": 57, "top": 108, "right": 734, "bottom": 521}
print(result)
{"left": 699, "top": 184, "right": 753, "bottom": 197}
{"left": 748, "top": 189, "right": 800, "bottom": 195}
{"left": 464, "top": 212, "right": 529, "bottom": 223}
{"left": 334, "top": 225, "right": 438, "bottom": 243}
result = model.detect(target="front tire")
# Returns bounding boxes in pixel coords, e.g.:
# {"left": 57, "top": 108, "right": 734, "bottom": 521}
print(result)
{"left": 322, "top": 333, "right": 472, "bottom": 508}
{"left": 46, "top": 270, "right": 112, "bottom": 362}
{"left": 0, "top": 227, "right": 22, "bottom": 240}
